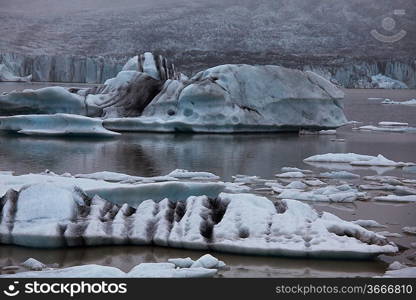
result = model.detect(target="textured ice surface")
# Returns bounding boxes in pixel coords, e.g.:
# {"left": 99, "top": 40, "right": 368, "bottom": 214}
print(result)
{"left": 0, "top": 87, "right": 99, "bottom": 116}
{"left": 352, "top": 220, "right": 386, "bottom": 228}
{"left": 382, "top": 98, "right": 416, "bottom": 106}
{"left": 0, "top": 114, "right": 120, "bottom": 137}
{"left": 320, "top": 171, "right": 360, "bottom": 179}
{"left": 103, "top": 65, "right": 347, "bottom": 133}
{"left": 304, "top": 153, "right": 414, "bottom": 167}
{"left": 374, "top": 195, "right": 416, "bottom": 203}
{"left": 0, "top": 184, "right": 397, "bottom": 259}
{"left": 21, "top": 258, "right": 46, "bottom": 271}
{"left": 380, "top": 267, "right": 416, "bottom": 278}
{"left": 370, "top": 74, "right": 408, "bottom": 89}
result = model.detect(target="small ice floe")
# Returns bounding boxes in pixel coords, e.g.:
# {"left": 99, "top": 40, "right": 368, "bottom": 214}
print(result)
{"left": 377, "top": 231, "right": 402, "bottom": 238}
{"left": 380, "top": 267, "right": 416, "bottom": 278}
{"left": 232, "top": 175, "right": 264, "bottom": 184}
{"left": 374, "top": 195, "right": 416, "bottom": 203}
{"left": 382, "top": 98, "right": 416, "bottom": 106}
{"left": 320, "top": 171, "right": 360, "bottom": 179}
{"left": 359, "top": 184, "right": 396, "bottom": 191}
{"left": 264, "top": 182, "right": 285, "bottom": 193}
{"left": 1, "top": 262, "right": 218, "bottom": 278}
{"left": 352, "top": 220, "right": 386, "bottom": 228}
{"left": 305, "top": 153, "right": 414, "bottom": 168}
{"left": 387, "top": 261, "right": 407, "bottom": 271}
{"left": 21, "top": 258, "right": 47, "bottom": 271}
{"left": 330, "top": 138, "right": 345, "bottom": 142}
{"left": 275, "top": 171, "right": 306, "bottom": 178}
{"left": 358, "top": 122, "right": 415, "bottom": 133}
{"left": 281, "top": 167, "right": 313, "bottom": 174}
{"left": 402, "top": 226, "right": 416, "bottom": 235}
{"left": 367, "top": 98, "right": 384, "bottom": 101}
{"left": 370, "top": 74, "right": 408, "bottom": 89}
{"left": 167, "top": 169, "right": 220, "bottom": 180}
{"left": 0, "top": 183, "right": 397, "bottom": 259}
{"left": 299, "top": 130, "right": 336, "bottom": 135}
{"left": 276, "top": 184, "right": 364, "bottom": 202}
{"left": 75, "top": 171, "right": 178, "bottom": 183}
{"left": 284, "top": 181, "right": 308, "bottom": 190}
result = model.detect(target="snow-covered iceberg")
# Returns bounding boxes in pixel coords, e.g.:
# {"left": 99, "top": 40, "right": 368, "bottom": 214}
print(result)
{"left": 0, "top": 183, "right": 397, "bottom": 259}
{"left": 103, "top": 65, "right": 347, "bottom": 133}
{"left": 0, "top": 114, "right": 120, "bottom": 137}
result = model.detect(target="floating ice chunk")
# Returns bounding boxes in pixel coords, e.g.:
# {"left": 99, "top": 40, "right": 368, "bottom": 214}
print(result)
{"left": 352, "top": 220, "right": 386, "bottom": 228}
{"left": 367, "top": 98, "right": 384, "bottom": 101}
{"left": 299, "top": 129, "right": 336, "bottom": 135}
{"left": 168, "top": 169, "right": 220, "bottom": 180}
{"left": 370, "top": 74, "right": 408, "bottom": 89}
{"left": 285, "top": 181, "right": 307, "bottom": 190}
{"left": 402, "top": 227, "right": 416, "bottom": 235}
{"left": 303, "top": 179, "right": 326, "bottom": 186}
{"left": 0, "top": 86, "right": 99, "bottom": 116}
{"left": 363, "top": 175, "right": 403, "bottom": 185}
{"left": 275, "top": 172, "right": 306, "bottom": 178}
{"left": 378, "top": 122, "right": 409, "bottom": 127}
{"left": 0, "top": 184, "right": 397, "bottom": 259}
{"left": 0, "top": 114, "right": 120, "bottom": 137}
{"left": 75, "top": 171, "right": 177, "bottom": 183}
{"left": 277, "top": 185, "right": 363, "bottom": 202}
{"left": 233, "top": 175, "right": 264, "bottom": 184}
{"left": 380, "top": 267, "right": 416, "bottom": 278}
{"left": 104, "top": 64, "right": 347, "bottom": 133}
{"left": 281, "top": 167, "right": 313, "bottom": 174}
{"left": 351, "top": 154, "right": 414, "bottom": 167}
{"left": 320, "top": 171, "right": 360, "bottom": 179}
{"left": 304, "top": 153, "right": 375, "bottom": 163}
{"left": 167, "top": 257, "right": 194, "bottom": 268}
{"left": 191, "top": 254, "right": 225, "bottom": 269}
{"left": 127, "top": 263, "right": 216, "bottom": 278}
{"left": 21, "top": 258, "right": 46, "bottom": 271}
{"left": 382, "top": 98, "right": 416, "bottom": 106}
{"left": 374, "top": 195, "right": 416, "bottom": 203}
{"left": 0, "top": 63, "right": 31, "bottom": 82}
{"left": 0, "top": 265, "right": 126, "bottom": 278}
{"left": 388, "top": 261, "right": 407, "bottom": 271}
{"left": 377, "top": 231, "right": 402, "bottom": 238}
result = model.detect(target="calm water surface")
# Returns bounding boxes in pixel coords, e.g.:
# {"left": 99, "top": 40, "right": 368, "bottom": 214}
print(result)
{"left": 0, "top": 85, "right": 415, "bottom": 277}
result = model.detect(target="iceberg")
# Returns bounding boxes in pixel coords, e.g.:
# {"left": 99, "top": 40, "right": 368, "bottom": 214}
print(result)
{"left": 276, "top": 185, "right": 364, "bottom": 203}
{"left": 0, "top": 183, "right": 397, "bottom": 259}
{"left": 0, "top": 114, "right": 120, "bottom": 137}
{"left": 370, "top": 74, "right": 408, "bottom": 89}
{"left": 103, "top": 65, "right": 347, "bottom": 133}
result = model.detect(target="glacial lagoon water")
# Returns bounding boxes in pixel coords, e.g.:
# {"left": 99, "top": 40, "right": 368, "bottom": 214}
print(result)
{"left": 0, "top": 84, "right": 415, "bottom": 277}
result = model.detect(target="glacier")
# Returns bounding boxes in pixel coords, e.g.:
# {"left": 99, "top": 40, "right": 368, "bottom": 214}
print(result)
{"left": 0, "top": 183, "right": 397, "bottom": 259}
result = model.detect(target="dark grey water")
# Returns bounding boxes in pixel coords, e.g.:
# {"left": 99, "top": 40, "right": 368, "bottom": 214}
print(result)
{"left": 0, "top": 86, "right": 415, "bottom": 277}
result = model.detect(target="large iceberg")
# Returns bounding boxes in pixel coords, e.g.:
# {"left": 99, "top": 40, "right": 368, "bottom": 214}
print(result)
{"left": 0, "top": 114, "right": 119, "bottom": 137}
{"left": 0, "top": 63, "right": 31, "bottom": 82}
{"left": 0, "top": 183, "right": 397, "bottom": 258}
{"left": 0, "top": 87, "right": 101, "bottom": 116}
{"left": 103, "top": 64, "right": 347, "bottom": 133}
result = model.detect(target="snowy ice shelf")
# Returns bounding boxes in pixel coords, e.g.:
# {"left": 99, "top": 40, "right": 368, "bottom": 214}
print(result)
{"left": 0, "top": 184, "right": 397, "bottom": 259}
